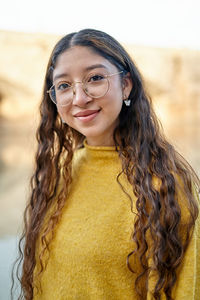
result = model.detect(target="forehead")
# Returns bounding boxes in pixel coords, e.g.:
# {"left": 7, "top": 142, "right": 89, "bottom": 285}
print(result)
{"left": 53, "top": 46, "right": 117, "bottom": 80}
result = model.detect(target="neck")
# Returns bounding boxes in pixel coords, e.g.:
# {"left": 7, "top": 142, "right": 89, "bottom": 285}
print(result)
{"left": 86, "top": 134, "right": 115, "bottom": 147}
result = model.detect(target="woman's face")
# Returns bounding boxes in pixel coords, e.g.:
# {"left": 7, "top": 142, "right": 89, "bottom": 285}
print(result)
{"left": 52, "top": 46, "right": 132, "bottom": 146}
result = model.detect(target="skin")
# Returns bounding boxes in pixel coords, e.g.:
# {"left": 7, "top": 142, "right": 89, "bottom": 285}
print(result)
{"left": 53, "top": 46, "right": 133, "bottom": 146}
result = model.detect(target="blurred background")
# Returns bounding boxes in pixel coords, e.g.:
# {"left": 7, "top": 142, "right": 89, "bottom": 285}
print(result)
{"left": 0, "top": 0, "right": 200, "bottom": 299}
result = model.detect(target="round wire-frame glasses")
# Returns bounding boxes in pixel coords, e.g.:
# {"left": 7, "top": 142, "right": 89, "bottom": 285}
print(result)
{"left": 47, "top": 71, "right": 123, "bottom": 107}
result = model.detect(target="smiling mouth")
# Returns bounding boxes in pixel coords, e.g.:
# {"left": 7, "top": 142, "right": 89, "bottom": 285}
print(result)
{"left": 74, "top": 109, "right": 101, "bottom": 122}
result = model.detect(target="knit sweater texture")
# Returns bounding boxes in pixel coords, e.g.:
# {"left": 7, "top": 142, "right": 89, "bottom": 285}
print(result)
{"left": 33, "top": 142, "right": 200, "bottom": 300}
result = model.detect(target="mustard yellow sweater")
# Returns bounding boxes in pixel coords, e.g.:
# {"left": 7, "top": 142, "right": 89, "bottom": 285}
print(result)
{"left": 33, "top": 142, "right": 200, "bottom": 299}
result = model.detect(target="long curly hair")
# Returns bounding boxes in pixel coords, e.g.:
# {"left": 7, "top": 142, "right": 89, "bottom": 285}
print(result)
{"left": 12, "top": 29, "right": 199, "bottom": 300}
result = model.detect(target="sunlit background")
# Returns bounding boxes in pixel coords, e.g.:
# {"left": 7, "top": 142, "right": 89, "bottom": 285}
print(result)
{"left": 0, "top": 0, "right": 200, "bottom": 299}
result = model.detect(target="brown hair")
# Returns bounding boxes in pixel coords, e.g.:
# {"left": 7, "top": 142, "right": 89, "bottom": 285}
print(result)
{"left": 12, "top": 29, "right": 199, "bottom": 300}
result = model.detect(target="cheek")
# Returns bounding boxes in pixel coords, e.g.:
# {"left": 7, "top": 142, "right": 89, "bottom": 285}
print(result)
{"left": 107, "top": 85, "right": 123, "bottom": 107}
{"left": 57, "top": 106, "right": 76, "bottom": 129}
{"left": 57, "top": 106, "right": 70, "bottom": 120}
{"left": 110, "top": 81, "right": 123, "bottom": 100}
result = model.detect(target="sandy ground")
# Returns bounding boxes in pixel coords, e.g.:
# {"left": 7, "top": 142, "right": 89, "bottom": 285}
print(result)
{"left": 0, "top": 236, "right": 20, "bottom": 300}
{"left": 0, "top": 117, "right": 36, "bottom": 237}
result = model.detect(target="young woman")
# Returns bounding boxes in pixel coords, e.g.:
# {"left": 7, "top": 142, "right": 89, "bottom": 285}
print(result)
{"left": 14, "top": 29, "right": 199, "bottom": 299}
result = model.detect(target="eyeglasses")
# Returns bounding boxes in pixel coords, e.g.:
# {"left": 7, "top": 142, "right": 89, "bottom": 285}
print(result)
{"left": 47, "top": 71, "right": 123, "bottom": 107}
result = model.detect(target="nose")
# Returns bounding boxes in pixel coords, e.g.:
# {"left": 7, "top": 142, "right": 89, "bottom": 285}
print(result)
{"left": 72, "top": 82, "right": 92, "bottom": 106}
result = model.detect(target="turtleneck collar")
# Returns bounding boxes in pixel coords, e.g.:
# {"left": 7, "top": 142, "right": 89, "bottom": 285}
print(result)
{"left": 83, "top": 139, "right": 116, "bottom": 151}
{"left": 75, "top": 139, "right": 119, "bottom": 162}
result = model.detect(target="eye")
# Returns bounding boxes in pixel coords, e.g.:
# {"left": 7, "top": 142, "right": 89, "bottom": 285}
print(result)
{"left": 57, "top": 82, "right": 71, "bottom": 91}
{"left": 88, "top": 74, "right": 105, "bottom": 82}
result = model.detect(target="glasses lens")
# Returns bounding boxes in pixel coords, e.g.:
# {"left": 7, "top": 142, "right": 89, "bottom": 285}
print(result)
{"left": 49, "top": 86, "right": 57, "bottom": 104}
{"left": 49, "top": 84, "right": 73, "bottom": 106}
{"left": 84, "top": 74, "right": 109, "bottom": 98}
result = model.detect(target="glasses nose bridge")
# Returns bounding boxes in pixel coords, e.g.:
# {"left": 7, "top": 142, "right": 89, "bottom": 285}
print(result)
{"left": 72, "top": 80, "right": 85, "bottom": 96}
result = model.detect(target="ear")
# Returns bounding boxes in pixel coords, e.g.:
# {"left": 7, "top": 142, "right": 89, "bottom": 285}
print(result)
{"left": 122, "top": 72, "right": 133, "bottom": 99}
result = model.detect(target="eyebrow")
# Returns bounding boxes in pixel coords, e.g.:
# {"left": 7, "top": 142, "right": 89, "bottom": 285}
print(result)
{"left": 85, "top": 64, "right": 107, "bottom": 72}
{"left": 53, "top": 64, "right": 107, "bottom": 81}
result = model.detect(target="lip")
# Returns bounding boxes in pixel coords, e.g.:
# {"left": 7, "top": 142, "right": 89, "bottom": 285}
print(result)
{"left": 74, "top": 109, "right": 101, "bottom": 122}
{"left": 74, "top": 110, "right": 100, "bottom": 117}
